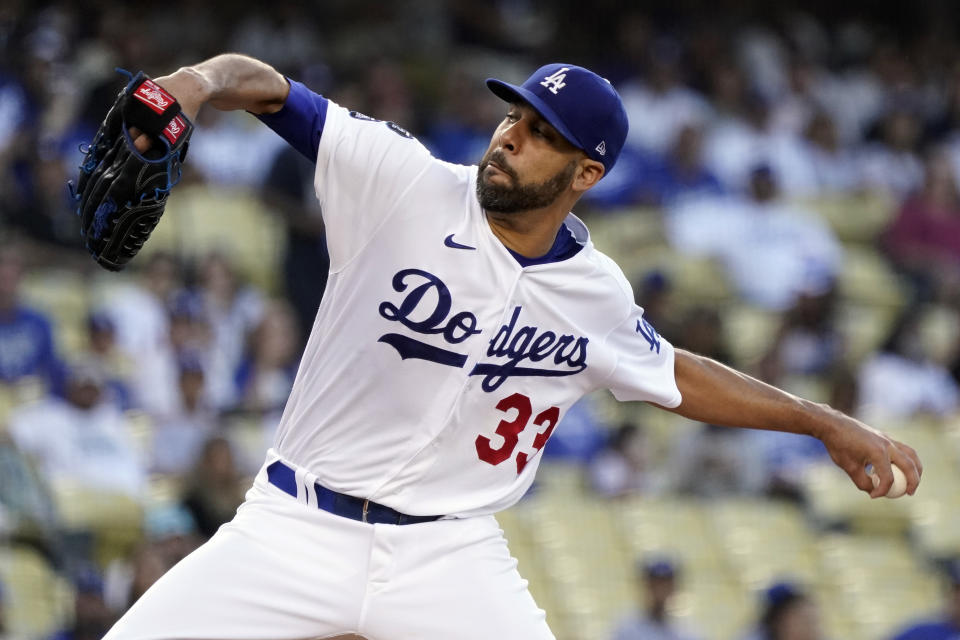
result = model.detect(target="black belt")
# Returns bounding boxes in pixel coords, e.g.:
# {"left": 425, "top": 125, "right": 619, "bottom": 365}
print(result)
{"left": 266, "top": 460, "right": 443, "bottom": 525}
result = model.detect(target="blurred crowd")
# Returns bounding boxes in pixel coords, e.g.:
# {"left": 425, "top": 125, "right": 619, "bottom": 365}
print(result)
{"left": 2, "top": 1, "right": 960, "bottom": 639}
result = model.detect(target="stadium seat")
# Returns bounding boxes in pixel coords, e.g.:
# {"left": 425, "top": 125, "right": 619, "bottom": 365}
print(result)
{"left": 586, "top": 207, "right": 666, "bottom": 257}
{"left": 836, "top": 302, "right": 900, "bottom": 363}
{"left": 818, "top": 532, "right": 942, "bottom": 640}
{"left": 722, "top": 304, "right": 780, "bottom": 367}
{"left": 710, "top": 499, "right": 820, "bottom": 588}
{"left": 837, "top": 244, "right": 905, "bottom": 308}
{"left": 144, "top": 184, "right": 284, "bottom": 292}
{"left": 52, "top": 485, "right": 144, "bottom": 568}
{"left": 801, "top": 461, "right": 911, "bottom": 534}
{"left": 0, "top": 544, "right": 73, "bottom": 638}
{"left": 804, "top": 192, "right": 894, "bottom": 244}
{"left": 21, "top": 268, "right": 91, "bottom": 359}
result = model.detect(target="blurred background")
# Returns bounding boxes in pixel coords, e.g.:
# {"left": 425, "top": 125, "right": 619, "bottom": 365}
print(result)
{"left": 2, "top": 1, "right": 960, "bottom": 639}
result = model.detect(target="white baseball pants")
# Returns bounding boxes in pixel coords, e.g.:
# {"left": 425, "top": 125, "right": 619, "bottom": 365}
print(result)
{"left": 103, "top": 453, "right": 554, "bottom": 640}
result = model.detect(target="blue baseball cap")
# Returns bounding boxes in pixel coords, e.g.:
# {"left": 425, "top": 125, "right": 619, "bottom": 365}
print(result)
{"left": 486, "top": 63, "right": 629, "bottom": 176}
{"left": 764, "top": 581, "right": 804, "bottom": 606}
{"left": 637, "top": 555, "right": 678, "bottom": 579}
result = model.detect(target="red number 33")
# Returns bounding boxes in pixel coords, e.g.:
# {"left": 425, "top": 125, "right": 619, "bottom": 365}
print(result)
{"left": 474, "top": 393, "right": 560, "bottom": 474}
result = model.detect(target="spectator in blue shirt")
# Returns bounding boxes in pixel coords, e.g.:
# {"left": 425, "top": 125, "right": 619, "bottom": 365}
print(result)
{"left": 0, "top": 243, "right": 63, "bottom": 394}
{"left": 611, "top": 557, "right": 703, "bottom": 640}
{"left": 643, "top": 124, "right": 724, "bottom": 206}
{"left": 49, "top": 567, "right": 114, "bottom": 640}
{"left": 890, "top": 560, "right": 960, "bottom": 640}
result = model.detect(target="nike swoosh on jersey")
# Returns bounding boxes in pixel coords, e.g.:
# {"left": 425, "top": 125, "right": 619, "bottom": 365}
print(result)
{"left": 444, "top": 234, "right": 476, "bottom": 250}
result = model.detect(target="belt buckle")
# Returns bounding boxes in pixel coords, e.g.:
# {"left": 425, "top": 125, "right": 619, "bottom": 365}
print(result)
{"left": 361, "top": 499, "right": 370, "bottom": 523}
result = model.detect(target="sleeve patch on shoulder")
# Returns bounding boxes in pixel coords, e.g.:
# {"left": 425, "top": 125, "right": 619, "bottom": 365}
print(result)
{"left": 635, "top": 316, "right": 661, "bottom": 354}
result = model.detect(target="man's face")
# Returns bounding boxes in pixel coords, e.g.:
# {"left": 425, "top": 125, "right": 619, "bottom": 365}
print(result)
{"left": 776, "top": 599, "right": 822, "bottom": 640}
{"left": 0, "top": 248, "right": 23, "bottom": 304}
{"left": 949, "top": 584, "right": 960, "bottom": 625}
{"left": 476, "top": 102, "right": 581, "bottom": 214}
{"left": 645, "top": 575, "right": 675, "bottom": 610}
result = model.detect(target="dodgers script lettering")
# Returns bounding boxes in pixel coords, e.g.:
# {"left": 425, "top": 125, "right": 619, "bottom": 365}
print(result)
{"left": 378, "top": 269, "right": 589, "bottom": 391}
{"left": 378, "top": 269, "right": 480, "bottom": 368}
{"left": 470, "top": 306, "right": 587, "bottom": 392}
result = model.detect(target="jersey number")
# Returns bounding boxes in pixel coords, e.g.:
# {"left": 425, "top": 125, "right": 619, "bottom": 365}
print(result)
{"left": 475, "top": 393, "right": 559, "bottom": 474}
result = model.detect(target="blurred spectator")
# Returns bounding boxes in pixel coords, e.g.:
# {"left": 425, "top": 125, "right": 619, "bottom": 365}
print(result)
{"left": 741, "top": 581, "right": 824, "bottom": 640}
{"left": 228, "top": 5, "right": 323, "bottom": 74}
{"left": 744, "top": 428, "right": 829, "bottom": 503}
{"left": 702, "top": 82, "right": 816, "bottom": 197}
{"left": 143, "top": 292, "right": 213, "bottom": 421}
{"left": 580, "top": 146, "right": 658, "bottom": 210}
{"left": 634, "top": 271, "right": 676, "bottom": 340}
{"left": 81, "top": 312, "right": 134, "bottom": 411}
{"left": 0, "top": 433, "right": 60, "bottom": 553}
{"left": 233, "top": 301, "right": 299, "bottom": 417}
{"left": 941, "top": 63, "right": 960, "bottom": 186}
{"left": 104, "top": 252, "right": 183, "bottom": 416}
{"left": 8, "top": 361, "right": 147, "bottom": 499}
{"left": 113, "top": 543, "right": 167, "bottom": 611}
{"left": 859, "top": 106, "right": 925, "bottom": 201}
{"left": 0, "top": 242, "right": 63, "bottom": 394}
{"left": 104, "top": 505, "right": 200, "bottom": 612}
{"left": 106, "top": 252, "right": 179, "bottom": 357}
{"left": 588, "top": 422, "right": 652, "bottom": 498}
{"left": 826, "top": 366, "right": 860, "bottom": 417}
{"left": 883, "top": 150, "right": 960, "bottom": 303}
{"left": 798, "top": 111, "right": 862, "bottom": 195}
{"left": 261, "top": 146, "right": 329, "bottom": 347}
{"left": 426, "top": 68, "right": 501, "bottom": 166}
{"left": 180, "top": 437, "right": 246, "bottom": 539}
{"left": 620, "top": 38, "right": 711, "bottom": 155}
{"left": 186, "top": 108, "right": 286, "bottom": 188}
{"left": 611, "top": 557, "right": 702, "bottom": 640}
{"left": 667, "top": 165, "right": 842, "bottom": 310}
{"left": 0, "top": 71, "right": 30, "bottom": 157}
{"left": 196, "top": 251, "right": 265, "bottom": 409}
{"left": 139, "top": 504, "right": 200, "bottom": 581}
{"left": 541, "top": 395, "right": 607, "bottom": 464}
{"left": 50, "top": 568, "right": 115, "bottom": 640}
{"left": 759, "top": 289, "right": 844, "bottom": 382}
{"left": 634, "top": 125, "right": 725, "bottom": 207}
{"left": 668, "top": 424, "right": 765, "bottom": 497}
{"left": 769, "top": 56, "right": 820, "bottom": 139}
{"left": 672, "top": 306, "right": 732, "bottom": 365}
{"left": 151, "top": 356, "right": 218, "bottom": 476}
{"left": 857, "top": 309, "right": 960, "bottom": 421}
{"left": 889, "top": 559, "right": 960, "bottom": 640}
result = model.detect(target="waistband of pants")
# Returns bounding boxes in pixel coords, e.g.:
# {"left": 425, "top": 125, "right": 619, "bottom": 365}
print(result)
{"left": 265, "top": 460, "right": 443, "bottom": 525}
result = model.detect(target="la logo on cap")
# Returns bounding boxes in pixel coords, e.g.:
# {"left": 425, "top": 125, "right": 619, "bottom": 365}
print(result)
{"left": 540, "top": 67, "right": 570, "bottom": 95}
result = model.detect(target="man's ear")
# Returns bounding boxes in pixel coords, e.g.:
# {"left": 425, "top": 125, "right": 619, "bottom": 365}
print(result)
{"left": 573, "top": 159, "right": 605, "bottom": 193}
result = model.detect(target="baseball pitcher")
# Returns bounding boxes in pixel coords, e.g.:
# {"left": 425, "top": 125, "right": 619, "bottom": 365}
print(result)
{"left": 77, "top": 55, "right": 922, "bottom": 640}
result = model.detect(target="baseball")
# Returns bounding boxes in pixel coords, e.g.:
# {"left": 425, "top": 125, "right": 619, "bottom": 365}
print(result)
{"left": 869, "top": 464, "right": 908, "bottom": 498}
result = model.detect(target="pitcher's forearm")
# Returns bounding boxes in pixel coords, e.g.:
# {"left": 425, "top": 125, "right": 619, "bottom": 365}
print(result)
{"left": 663, "top": 349, "right": 829, "bottom": 437}
{"left": 156, "top": 54, "right": 290, "bottom": 120}
{"left": 659, "top": 348, "right": 922, "bottom": 498}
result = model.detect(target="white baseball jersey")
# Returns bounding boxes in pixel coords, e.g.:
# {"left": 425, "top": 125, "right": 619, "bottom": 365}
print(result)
{"left": 105, "top": 75, "right": 678, "bottom": 640}
{"left": 269, "top": 88, "right": 681, "bottom": 518}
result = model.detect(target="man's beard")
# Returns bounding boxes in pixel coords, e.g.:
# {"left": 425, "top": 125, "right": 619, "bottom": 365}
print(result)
{"left": 476, "top": 150, "right": 576, "bottom": 213}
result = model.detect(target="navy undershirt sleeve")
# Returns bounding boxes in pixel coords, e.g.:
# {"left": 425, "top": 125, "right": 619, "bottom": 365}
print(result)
{"left": 256, "top": 79, "right": 328, "bottom": 163}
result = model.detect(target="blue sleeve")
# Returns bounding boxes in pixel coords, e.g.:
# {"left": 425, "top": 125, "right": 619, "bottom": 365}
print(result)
{"left": 256, "top": 79, "right": 328, "bottom": 162}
